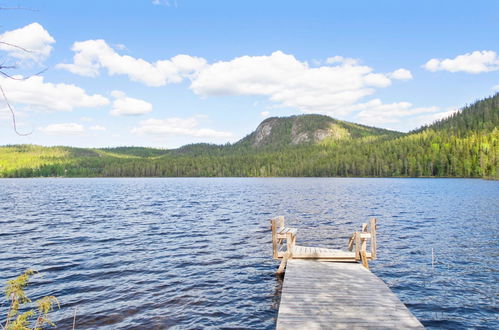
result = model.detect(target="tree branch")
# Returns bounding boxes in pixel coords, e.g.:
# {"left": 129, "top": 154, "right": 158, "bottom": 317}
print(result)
{"left": 0, "top": 84, "right": 32, "bottom": 136}
{"left": 0, "top": 41, "right": 32, "bottom": 53}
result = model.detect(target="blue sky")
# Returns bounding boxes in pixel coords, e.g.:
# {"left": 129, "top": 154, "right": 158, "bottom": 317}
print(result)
{"left": 1, "top": 0, "right": 498, "bottom": 148}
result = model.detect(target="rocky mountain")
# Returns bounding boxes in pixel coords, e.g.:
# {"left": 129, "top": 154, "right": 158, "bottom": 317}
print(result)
{"left": 236, "top": 114, "right": 400, "bottom": 149}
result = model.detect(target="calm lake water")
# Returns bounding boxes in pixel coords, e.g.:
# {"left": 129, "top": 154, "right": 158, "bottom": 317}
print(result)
{"left": 0, "top": 178, "right": 497, "bottom": 329}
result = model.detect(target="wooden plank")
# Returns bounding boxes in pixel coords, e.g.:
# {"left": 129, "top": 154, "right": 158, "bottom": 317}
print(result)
{"left": 277, "top": 260, "right": 423, "bottom": 329}
{"left": 278, "top": 227, "right": 298, "bottom": 236}
{"left": 271, "top": 218, "right": 278, "bottom": 259}
{"left": 354, "top": 232, "right": 361, "bottom": 260}
{"left": 278, "top": 246, "right": 373, "bottom": 261}
{"left": 370, "top": 217, "right": 377, "bottom": 259}
{"left": 360, "top": 249, "right": 369, "bottom": 269}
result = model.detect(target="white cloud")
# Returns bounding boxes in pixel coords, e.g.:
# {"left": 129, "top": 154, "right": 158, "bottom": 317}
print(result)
{"left": 80, "top": 116, "right": 94, "bottom": 122}
{"left": 492, "top": 85, "right": 499, "bottom": 92}
{"left": 109, "top": 90, "right": 152, "bottom": 116}
{"left": 114, "top": 43, "right": 127, "bottom": 50}
{"left": 39, "top": 123, "right": 84, "bottom": 135}
{"left": 354, "top": 99, "right": 439, "bottom": 124}
{"left": 58, "top": 45, "right": 417, "bottom": 121}
{"left": 57, "top": 39, "right": 206, "bottom": 86}
{"left": 412, "top": 109, "right": 459, "bottom": 128}
{"left": 190, "top": 51, "right": 399, "bottom": 115}
{"left": 132, "top": 117, "right": 233, "bottom": 138}
{"left": 261, "top": 111, "right": 270, "bottom": 117}
{"left": 89, "top": 125, "right": 106, "bottom": 131}
{"left": 0, "top": 75, "right": 109, "bottom": 111}
{"left": 423, "top": 50, "right": 499, "bottom": 74}
{"left": 389, "top": 68, "right": 413, "bottom": 80}
{"left": 350, "top": 99, "right": 458, "bottom": 131}
{"left": 325, "top": 56, "right": 359, "bottom": 66}
{"left": 0, "top": 23, "right": 55, "bottom": 62}
{"left": 0, "top": 107, "right": 27, "bottom": 121}
{"left": 152, "top": 0, "right": 177, "bottom": 7}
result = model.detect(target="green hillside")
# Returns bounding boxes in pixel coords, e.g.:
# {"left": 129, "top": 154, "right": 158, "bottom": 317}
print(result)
{"left": 0, "top": 94, "right": 497, "bottom": 178}
{"left": 235, "top": 114, "right": 401, "bottom": 150}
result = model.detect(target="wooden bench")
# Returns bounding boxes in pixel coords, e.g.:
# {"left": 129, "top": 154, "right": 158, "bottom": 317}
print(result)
{"left": 271, "top": 216, "right": 377, "bottom": 274}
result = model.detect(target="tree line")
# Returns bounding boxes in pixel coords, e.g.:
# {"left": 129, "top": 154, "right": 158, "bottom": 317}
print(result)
{"left": 0, "top": 94, "right": 497, "bottom": 179}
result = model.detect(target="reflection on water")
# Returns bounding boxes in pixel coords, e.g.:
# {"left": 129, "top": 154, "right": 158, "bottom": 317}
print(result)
{"left": 0, "top": 178, "right": 497, "bottom": 329}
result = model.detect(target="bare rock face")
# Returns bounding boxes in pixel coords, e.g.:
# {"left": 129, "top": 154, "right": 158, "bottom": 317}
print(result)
{"left": 250, "top": 115, "right": 351, "bottom": 148}
{"left": 312, "top": 129, "right": 331, "bottom": 141}
{"left": 253, "top": 118, "right": 278, "bottom": 147}
{"left": 289, "top": 119, "right": 348, "bottom": 145}
{"left": 291, "top": 132, "right": 310, "bottom": 144}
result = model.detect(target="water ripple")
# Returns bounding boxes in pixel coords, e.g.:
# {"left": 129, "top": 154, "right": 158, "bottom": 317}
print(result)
{"left": 0, "top": 178, "right": 497, "bottom": 329}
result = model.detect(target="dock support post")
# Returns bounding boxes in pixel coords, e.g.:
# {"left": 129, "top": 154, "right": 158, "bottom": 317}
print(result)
{"left": 277, "top": 251, "right": 291, "bottom": 275}
{"left": 370, "top": 218, "right": 377, "bottom": 259}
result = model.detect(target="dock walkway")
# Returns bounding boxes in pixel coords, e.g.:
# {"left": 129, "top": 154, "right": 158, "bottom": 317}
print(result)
{"left": 277, "top": 260, "right": 424, "bottom": 329}
{"left": 271, "top": 216, "right": 423, "bottom": 329}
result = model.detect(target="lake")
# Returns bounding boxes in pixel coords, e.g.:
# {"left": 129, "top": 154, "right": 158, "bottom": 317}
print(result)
{"left": 0, "top": 178, "right": 497, "bottom": 329}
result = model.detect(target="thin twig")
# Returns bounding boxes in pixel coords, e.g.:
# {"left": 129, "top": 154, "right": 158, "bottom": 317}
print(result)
{"left": 0, "top": 84, "right": 32, "bottom": 136}
{"left": 0, "top": 67, "right": 47, "bottom": 80}
{"left": 0, "top": 41, "right": 32, "bottom": 53}
{"left": 4, "top": 294, "right": 14, "bottom": 329}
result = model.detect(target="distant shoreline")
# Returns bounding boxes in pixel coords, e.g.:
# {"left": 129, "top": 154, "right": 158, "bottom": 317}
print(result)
{"left": 0, "top": 176, "right": 494, "bottom": 179}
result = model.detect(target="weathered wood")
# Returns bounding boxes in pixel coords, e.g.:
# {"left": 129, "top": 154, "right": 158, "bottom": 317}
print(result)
{"left": 273, "top": 216, "right": 376, "bottom": 265}
{"left": 288, "top": 245, "right": 371, "bottom": 260}
{"left": 347, "top": 234, "right": 355, "bottom": 251}
{"left": 271, "top": 217, "right": 278, "bottom": 259}
{"left": 360, "top": 249, "right": 369, "bottom": 269}
{"left": 277, "top": 260, "right": 424, "bottom": 329}
{"left": 271, "top": 216, "right": 298, "bottom": 260}
{"left": 277, "top": 251, "right": 290, "bottom": 275}
{"left": 370, "top": 217, "right": 377, "bottom": 259}
{"left": 354, "top": 232, "right": 361, "bottom": 261}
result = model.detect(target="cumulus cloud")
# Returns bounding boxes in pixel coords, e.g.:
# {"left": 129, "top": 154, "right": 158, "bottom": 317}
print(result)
{"left": 132, "top": 117, "right": 233, "bottom": 138}
{"left": 57, "top": 39, "right": 206, "bottom": 86}
{"left": 0, "top": 23, "right": 55, "bottom": 62}
{"left": 411, "top": 109, "right": 459, "bottom": 127}
{"left": 0, "top": 75, "right": 109, "bottom": 111}
{"left": 39, "top": 123, "right": 84, "bottom": 135}
{"left": 325, "top": 56, "right": 359, "bottom": 65}
{"left": 152, "top": 0, "right": 177, "bottom": 6}
{"left": 423, "top": 50, "right": 499, "bottom": 74}
{"left": 389, "top": 68, "right": 413, "bottom": 80}
{"left": 354, "top": 99, "right": 440, "bottom": 125}
{"left": 492, "top": 85, "right": 499, "bottom": 92}
{"left": 0, "top": 107, "right": 27, "bottom": 121}
{"left": 190, "top": 51, "right": 400, "bottom": 115}
{"left": 89, "top": 125, "right": 106, "bottom": 131}
{"left": 109, "top": 90, "right": 152, "bottom": 116}
{"left": 58, "top": 44, "right": 417, "bottom": 119}
{"left": 347, "top": 99, "right": 459, "bottom": 131}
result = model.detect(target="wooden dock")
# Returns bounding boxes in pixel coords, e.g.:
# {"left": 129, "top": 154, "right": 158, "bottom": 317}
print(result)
{"left": 271, "top": 216, "right": 424, "bottom": 329}
{"left": 277, "top": 260, "right": 423, "bottom": 329}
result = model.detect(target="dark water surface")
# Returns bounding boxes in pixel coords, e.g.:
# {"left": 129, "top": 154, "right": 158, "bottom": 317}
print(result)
{"left": 0, "top": 178, "right": 497, "bottom": 329}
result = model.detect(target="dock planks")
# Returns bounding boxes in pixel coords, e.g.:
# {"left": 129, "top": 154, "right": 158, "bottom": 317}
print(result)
{"left": 277, "top": 260, "right": 424, "bottom": 329}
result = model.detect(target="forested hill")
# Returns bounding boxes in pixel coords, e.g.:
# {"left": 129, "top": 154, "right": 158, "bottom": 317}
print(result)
{"left": 234, "top": 114, "right": 401, "bottom": 149}
{"left": 0, "top": 94, "right": 497, "bottom": 178}
{"left": 415, "top": 93, "right": 499, "bottom": 136}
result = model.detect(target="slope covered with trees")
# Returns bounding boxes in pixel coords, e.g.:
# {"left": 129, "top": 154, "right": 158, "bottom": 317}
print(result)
{"left": 0, "top": 94, "right": 497, "bottom": 178}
